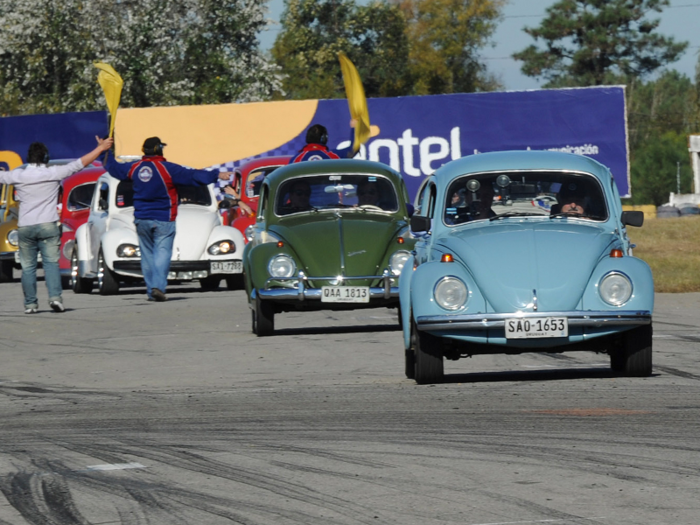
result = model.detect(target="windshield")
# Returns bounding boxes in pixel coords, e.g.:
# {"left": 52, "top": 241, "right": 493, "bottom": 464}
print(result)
{"left": 443, "top": 171, "right": 608, "bottom": 225}
{"left": 275, "top": 174, "right": 399, "bottom": 216}
{"left": 177, "top": 184, "right": 212, "bottom": 206}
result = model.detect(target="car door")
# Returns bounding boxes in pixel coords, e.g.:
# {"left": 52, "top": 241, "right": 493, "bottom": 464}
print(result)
{"left": 87, "top": 180, "right": 110, "bottom": 268}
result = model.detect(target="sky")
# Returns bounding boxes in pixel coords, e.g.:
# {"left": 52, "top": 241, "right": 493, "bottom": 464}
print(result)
{"left": 259, "top": 0, "right": 700, "bottom": 92}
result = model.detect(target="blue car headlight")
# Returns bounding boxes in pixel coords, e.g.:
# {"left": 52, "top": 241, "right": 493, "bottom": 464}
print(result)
{"left": 434, "top": 276, "right": 468, "bottom": 310}
{"left": 268, "top": 254, "right": 296, "bottom": 278}
{"left": 599, "top": 271, "right": 632, "bottom": 306}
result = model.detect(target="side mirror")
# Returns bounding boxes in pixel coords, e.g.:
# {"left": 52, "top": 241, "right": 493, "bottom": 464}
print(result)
{"left": 98, "top": 198, "right": 108, "bottom": 211}
{"left": 406, "top": 203, "right": 415, "bottom": 217}
{"left": 621, "top": 210, "right": 644, "bottom": 227}
{"left": 218, "top": 199, "right": 232, "bottom": 209}
{"left": 410, "top": 215, "right": 431, "bottom": 233}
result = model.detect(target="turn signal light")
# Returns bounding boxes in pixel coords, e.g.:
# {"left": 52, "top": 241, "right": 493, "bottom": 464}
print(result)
{"left": 277, "top": 241, "right": 284, "bottom": 248}
{"left": 441, "top": 254, "right": 454, "bottom": 263}
{"left": 397, "top": 237, "right": 405, "bottom": 244}
{"left": 610, "top": 249, "right": 623, "bottom": 258}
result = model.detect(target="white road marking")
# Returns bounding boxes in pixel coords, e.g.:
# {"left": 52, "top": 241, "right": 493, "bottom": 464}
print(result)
{"left": 86, "top": 462, "right": 146, "bottom": 471}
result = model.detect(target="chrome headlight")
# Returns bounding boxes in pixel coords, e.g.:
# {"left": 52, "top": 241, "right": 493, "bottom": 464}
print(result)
{"left": 434, "top": 276, "right": 468, "bottom": 310}
{"left": 389, "top": 250, "right": 411, "bottom": 275}
{"left": 268, "top": 255, "right": 296, "bottom": 278}
{"left": 7, "top": 229, "right": 19, "bottom": 246}
{"left": 63, "top": 239, "right": 75, "bottom": 259}
{"left": 599, "top": 271, "right": 632, "bottom": 306}
{"left": 245, "top": 225, "right": 255, "bottom": 242}
{"left": 208, "top": 240, "right": 236, "bottom": 255}
{"left": 117, "top": 244, "right": 140, "bottom": 257}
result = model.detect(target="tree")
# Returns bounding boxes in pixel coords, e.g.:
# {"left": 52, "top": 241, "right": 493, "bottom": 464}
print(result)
{"left": 272, "top": 0, "right": 411, "bottom": 100}
{"left": 396, "top": 0, "right": 505, "bottom": 94}
{"left": 0, "top": 0, "right": 283, "bottom": 115}
{"left": 629, "top": 131, "right": 693, "bottom": 205}
{"left": 513, "top": 0, "right": 687, "bottom": 88}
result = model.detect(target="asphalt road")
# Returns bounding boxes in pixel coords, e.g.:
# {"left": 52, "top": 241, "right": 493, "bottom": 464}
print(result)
{"left": 0, "top": 277, "right": 698, "bottom": 525}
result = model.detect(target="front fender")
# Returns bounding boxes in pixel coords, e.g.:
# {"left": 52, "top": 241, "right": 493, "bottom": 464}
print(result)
{"left": 206, "top": 225, "right": 245, "bottom": 260}
{"left": 410, "top": 259, "right": 487, "bottom": 328}
{"left": 582, "top": 255, "right": 654, "bottom": 313}
{"left": 101, "top": 227, "right": 139, "bottom": 270}
{"left": 246, "top": 241, "right": 303, "bottom": 292}
{"left": 399, "top": 254, "right": 415, "bottom": 349}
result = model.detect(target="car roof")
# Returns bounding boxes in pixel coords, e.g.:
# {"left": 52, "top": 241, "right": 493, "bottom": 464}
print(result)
{"left": 61, "top": 166, "right": 106, "bottom": 188}
{"left": 264, "top": 159, "right": 403, "bottom": 193}
{"left": 433, "top": 150, "right": 611, "bottom": 183}
{"left": 237, "top": 156, "right": 292, "bottom": 173}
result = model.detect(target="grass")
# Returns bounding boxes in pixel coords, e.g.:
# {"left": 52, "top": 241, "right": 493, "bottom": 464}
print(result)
{"left": 629, "top": 216, "right": 700, "bottom": 293}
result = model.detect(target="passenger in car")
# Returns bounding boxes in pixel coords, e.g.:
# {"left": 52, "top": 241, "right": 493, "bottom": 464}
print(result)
{"left": 357, "top": 180, "right": 382, "bottom": 207}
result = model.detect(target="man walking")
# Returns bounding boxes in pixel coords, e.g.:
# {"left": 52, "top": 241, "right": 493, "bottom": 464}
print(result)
{"left": 0, "top": 136, "right": 113, "bottom": 313}
{"left": 105, "top": 137, "right": 230, "bottom": 302}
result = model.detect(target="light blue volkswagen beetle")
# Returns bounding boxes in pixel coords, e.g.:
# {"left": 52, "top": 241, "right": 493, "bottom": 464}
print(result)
{"left": 400, "top": 150, "right": 653, "bottom": 384}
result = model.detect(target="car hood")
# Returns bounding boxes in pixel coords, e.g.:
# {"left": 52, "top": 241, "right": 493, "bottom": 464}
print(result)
{"left": 173, "top": 207, "right": 219, "bottom": 260}
{"left": 270, "top": 212, "right": 405, "bottom": 280}
{"left": 438, "top": 221, "right": 617, "bottom": 312}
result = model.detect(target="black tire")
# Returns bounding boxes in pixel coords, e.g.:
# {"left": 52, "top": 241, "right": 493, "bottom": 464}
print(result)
{"left": 610, "top": 324, "right": 652, "bottom": 377}
{"left": 254, "top": 293, "right": 274, "bottom": 337}
{"left": 70, "top": 249, "right": 93, "bottom": 294}
{"left": 61, "top": 276, "right": 70, "bottom": 290}
{"left": 0, "top": 259, "right": 14, "bottom": 282}
{"left": 413, "top": 321, "right": 444, "bottom": 384}
{"left": 200, "top": 276, "right": 221, "bottom": 290}
{"left": 97, "top": 249, "right": 120, "bottom": 295}
{"left": 225, "top": 274, "right": 244, "bottom": 290}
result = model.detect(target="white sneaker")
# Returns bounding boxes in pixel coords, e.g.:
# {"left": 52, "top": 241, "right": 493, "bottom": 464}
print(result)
{"left": 24, "top": 306, "right": 38, "bottom": 314}
{"left": 49, "top": 300, "right": 65, "bottom": 313}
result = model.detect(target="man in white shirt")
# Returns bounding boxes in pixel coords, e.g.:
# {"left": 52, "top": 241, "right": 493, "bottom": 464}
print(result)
{"left": 0, "top": 136, "right": 113, "bottom": 313}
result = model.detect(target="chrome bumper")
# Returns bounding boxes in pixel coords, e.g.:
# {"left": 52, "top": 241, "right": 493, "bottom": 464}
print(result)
{"left": 257, "top": 269, "right": 398, "bottom": 301}
{"left": 416, "top": 310, "right": 652, "bottom": 332}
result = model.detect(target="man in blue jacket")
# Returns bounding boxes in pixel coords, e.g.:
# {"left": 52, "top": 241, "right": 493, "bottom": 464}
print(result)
{"left": 105, "top": 137, "right": 230, "bottom": 302}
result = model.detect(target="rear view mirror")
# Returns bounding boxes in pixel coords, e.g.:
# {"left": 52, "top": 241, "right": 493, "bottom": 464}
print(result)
{"left": 621, "top": 210, "right": 644, "bottom": 227}
{"left": 410, "top": 215, "right": 431, "bottom": 233}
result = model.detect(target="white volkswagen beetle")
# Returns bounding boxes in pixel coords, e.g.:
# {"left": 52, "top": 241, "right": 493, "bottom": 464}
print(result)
{"left": 71, "top": 172, "right": 245, "bottom": 295}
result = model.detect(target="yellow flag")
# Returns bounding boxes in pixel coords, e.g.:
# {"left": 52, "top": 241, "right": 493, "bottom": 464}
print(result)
{"left": 338, "top": 52, "right": 370, "bottom": 154}
{"left": 94, "top": 62, "right": 124, "bottom": 138}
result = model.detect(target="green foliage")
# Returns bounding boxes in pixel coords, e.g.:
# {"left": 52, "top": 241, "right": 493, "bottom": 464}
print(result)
{"left": 398, "top": 0, "right": 505, "bottom": 95}
{"left": 0, "top": 0, "right": 283, "bottom": 115}
{"left": 272, "top": 0, "right": 411, "bottom": 100}
{"left": 513, "top": 0, "right": 687, "bottom": 88}
{"left": 629, "top": 131, "right": 693, "bottom": 206}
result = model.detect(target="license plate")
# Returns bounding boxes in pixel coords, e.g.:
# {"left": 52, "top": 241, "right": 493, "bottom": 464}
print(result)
{"left": 210, "top": 261, "right": 243, "bottom": 274}
{"left": 505, "top": 317, "right": 568, "bottom": 339}
{"left": 321, "top": 286, "right": 370, "bottom": 303}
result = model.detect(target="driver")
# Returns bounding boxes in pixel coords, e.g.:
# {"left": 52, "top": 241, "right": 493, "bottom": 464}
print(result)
{"left": 287, "top": 179, "right": 312, "bottom": 210}
{"left": 357, "top": 180, "right": 382, "bottom": 207}
{"left": 554, "top": 182, "right": 587, "bottom": 216}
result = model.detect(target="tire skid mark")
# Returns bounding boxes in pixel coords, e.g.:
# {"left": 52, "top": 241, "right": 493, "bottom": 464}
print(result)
{"left": 654, "top": 365, "right": 700, "bottom": 381}
{"left": 32, "top": 438, "right": 395, "bottom": 525}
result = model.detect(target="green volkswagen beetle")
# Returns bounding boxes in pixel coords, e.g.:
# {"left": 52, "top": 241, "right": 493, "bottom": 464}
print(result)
{"left": 244, "top": 159, "right": 416, "bottom": 336}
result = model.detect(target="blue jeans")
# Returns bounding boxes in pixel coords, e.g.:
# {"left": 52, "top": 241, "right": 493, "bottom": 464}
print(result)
{"left": 135, "top": 219, "right": 176, "bottom": 297}
{"left": 18, "top": 222, "right": 63, "bottom": 308}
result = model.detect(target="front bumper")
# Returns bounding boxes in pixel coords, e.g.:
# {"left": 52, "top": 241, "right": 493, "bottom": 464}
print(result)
{"left": 416, "top": 310, "right": 652, "bottom": 332}
{"left": 257, "top": 269, "right": 398, "bottom": 301}
{"left": 112, "top": 259, "right": 242, "bottom": 279}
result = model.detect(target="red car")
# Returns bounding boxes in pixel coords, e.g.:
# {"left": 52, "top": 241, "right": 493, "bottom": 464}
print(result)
{"left": 223, "top": 156, "right": 291, "bottom": 242}
{"left": 58, "top": 165, "right": 105, "bottom": 288}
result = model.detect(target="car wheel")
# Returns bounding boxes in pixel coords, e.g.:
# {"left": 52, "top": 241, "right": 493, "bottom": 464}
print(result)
{"left": 254, "top": 293, "right": 274, "bottom": 337}
{"left": 97, "top": 249, "right": 120, "bottom": 295}
{"left": 412, "top": 320, "right": 444, "bottom": 384}
{"left": 225, "top": 274, "right": 244, "bottom": 290}
{"left": 611, "top": 324, "right": 652, "bottom": 377}
{"left": 70, "top": 249, "right": 93, "bottom": 294}
{"left": 0, "top": 259, "right": 14, "bottom": 282}
{"left": 200, "top": 276, "right": 221, "bottom": 290}
{"left": 60, "top": 276, "right": 71, "bottom": 289}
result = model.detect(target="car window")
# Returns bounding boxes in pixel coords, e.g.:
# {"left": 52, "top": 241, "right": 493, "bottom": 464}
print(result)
{"left": 115, "top": 180, "right": 134, "bottom": 208}
{"left": 275, "top": 174, "right": 399, "bottom": 216}
{"left": 443, "top": 171, "right": 608, "bottom": 225}
{"left": 246, "top": 166, "right": 283, "bottom": 199}
{"left": 98, "top": 182, "right": 110, "bottom": 211}
{"left": 177, "top": 184, "right": 211, "bottom": 206}
{"left": 67, "top": 183, "right": 96, "bottom": 211}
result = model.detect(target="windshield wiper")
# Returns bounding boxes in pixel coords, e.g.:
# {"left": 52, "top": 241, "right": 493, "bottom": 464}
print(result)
{"left": 549, "top": 212, "right": 604, "bottom": 220}
{"left": 490, "top": 212, "right": 543, "bottom": 221}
